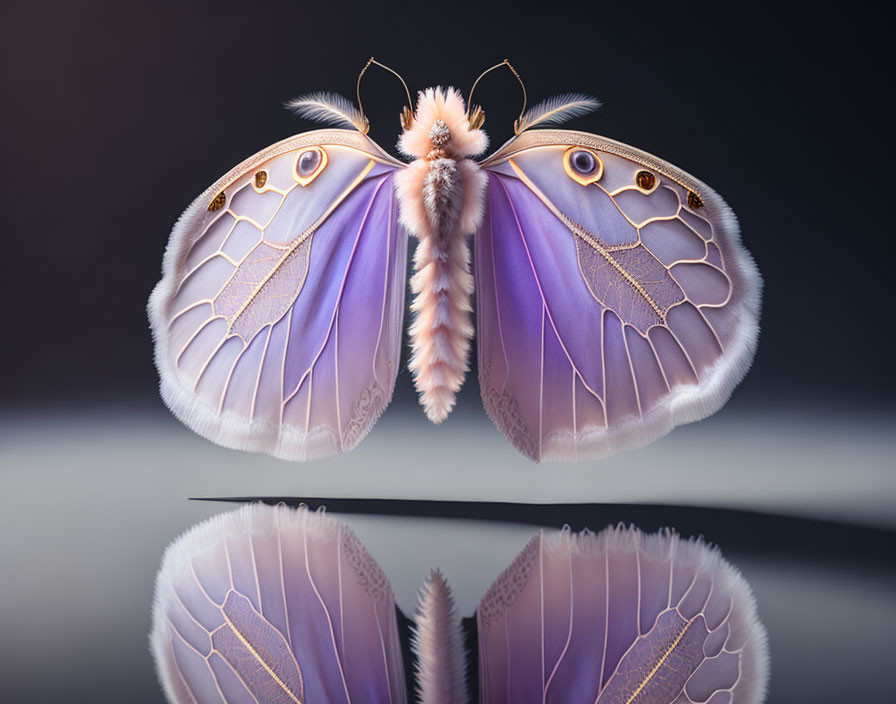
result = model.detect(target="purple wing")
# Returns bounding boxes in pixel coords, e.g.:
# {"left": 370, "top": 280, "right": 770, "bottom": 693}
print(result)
{"left": 148, "top": 130, "right": 407, "bottom": 460}
{"left": 476, "top": 130, "right": 761, "bottom": 461}
{"left": 476, "top": 525, "right": 768, "bottom": 704}
{"left": 151, "top": 504, "right": 407, "bottom": 704}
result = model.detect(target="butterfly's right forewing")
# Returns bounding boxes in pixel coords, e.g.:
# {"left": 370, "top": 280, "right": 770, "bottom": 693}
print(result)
{"left": 476, "top": 526, "right": 768, "bottom": 704}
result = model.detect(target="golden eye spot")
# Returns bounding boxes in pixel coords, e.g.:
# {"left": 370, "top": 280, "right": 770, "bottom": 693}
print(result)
{"left": 254, "top": 170, "right": 268, "bottom": 190}
{"left": 687, "top": 191, "right": 704, "bottom": 209}
{"left": 208, "top": 192, "right": 226, "bottom": 212}
{"left": 294, "top": 146, "right": 328, "bottom": 186}
{"left": 563, "top": 147, "right": 603, "bottom": 186}
{"left": 636, "top": 170, "right": 656, "bottom": 192}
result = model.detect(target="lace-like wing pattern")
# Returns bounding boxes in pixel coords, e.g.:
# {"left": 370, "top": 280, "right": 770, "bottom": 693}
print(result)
{"left": 148, "top": 130, "right": 406, "bottom": 460}
{"left": 477, "top": 130, "right": 761, "bottom": 461}
{"left": 476, "top": 525, "right": 768, "bottom": 704}
{"left": 151, "top": 503, "right": 406, "bottom": 704}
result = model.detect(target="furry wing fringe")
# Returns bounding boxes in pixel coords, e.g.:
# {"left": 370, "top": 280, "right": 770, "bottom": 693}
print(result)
{"left": 412, "top": 570, "right": 467, "bottom": 704}
{"left": 286, "top": 91, "right": 368, "bottom": 132}
{"left": 516, "top": 93, "right": 601, "bottom": 132}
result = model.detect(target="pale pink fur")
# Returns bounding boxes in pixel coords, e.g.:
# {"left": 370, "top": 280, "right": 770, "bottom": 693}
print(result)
{"left": 457, "top": 160, "right": 487, "bottom": 235}
{"left": 395, "top": 88, "right": 488, "bottom": 423}
{"left": 398, "top": 87, "right": 488, "bottom": 159}
{"left": 395, "top": 161, "right": 429, "bottom": 239}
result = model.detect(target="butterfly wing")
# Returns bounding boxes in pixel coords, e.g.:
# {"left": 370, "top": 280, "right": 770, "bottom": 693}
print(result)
{"left": 151, "top": 504, "right": 407, "bottom": 704}
{"left": 476, "top": 525, "right": 768, "bottom": 704}
{"left": 148, "top": 130, "right": 407, "bottom": 460}
{"left": 476, "top": 130, "right": 761, "bottom": 461}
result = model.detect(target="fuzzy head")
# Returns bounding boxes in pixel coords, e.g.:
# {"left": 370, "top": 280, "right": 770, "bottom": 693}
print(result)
{"left": 398, "top": 87, "right": 488, "bottom": 160}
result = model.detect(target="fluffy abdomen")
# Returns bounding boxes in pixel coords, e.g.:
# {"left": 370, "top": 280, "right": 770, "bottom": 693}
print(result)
{"left": 396, "top": 159, "right": 485, "bottom": 423}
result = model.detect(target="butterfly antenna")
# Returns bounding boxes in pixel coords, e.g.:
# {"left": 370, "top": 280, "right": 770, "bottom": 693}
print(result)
{"left": 357, "top": 57, "right": 415, "bottom": 132}
{"left": 466, "top": 58, "right": 527, "bottom": 133}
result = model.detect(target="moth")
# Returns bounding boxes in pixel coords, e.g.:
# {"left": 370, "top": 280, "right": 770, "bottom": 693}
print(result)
{"left": 148, "top": 59, "right": 761, "bottom": 462}
{"left": 151, "top": 503, "right": 769, "bottom": 703}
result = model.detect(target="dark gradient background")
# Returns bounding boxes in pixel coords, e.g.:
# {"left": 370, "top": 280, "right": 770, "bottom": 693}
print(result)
{"left": 2, "top": 1, "right": 894, "bottom": 702}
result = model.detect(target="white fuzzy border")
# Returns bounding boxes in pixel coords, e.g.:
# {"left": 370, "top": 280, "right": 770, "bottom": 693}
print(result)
{"left": 480, "top": 129, "right": 763, "bottom": 463}
{"left": 147, "top": 130, "right": 402, "bottom": 461}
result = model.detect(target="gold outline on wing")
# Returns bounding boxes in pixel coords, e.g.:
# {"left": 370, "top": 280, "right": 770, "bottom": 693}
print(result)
{"left": 481, "top": 128, "right": 705, "bottom": 199}
{"left": 225, "top": 159, "right": 375, "bottom": 338}
{"left": 508, "top": 158, "right": 666, "bottom": 322}
{"left": 503, "top": 146, "right": 732, "bottom": 375}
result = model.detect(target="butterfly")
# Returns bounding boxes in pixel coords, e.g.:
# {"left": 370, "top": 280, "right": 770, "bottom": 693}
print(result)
{"left": 151, "top": 502, "right": 769, "bottom": 703}
{"left": 148, "top": 59, "right": 761, "bottom": 462}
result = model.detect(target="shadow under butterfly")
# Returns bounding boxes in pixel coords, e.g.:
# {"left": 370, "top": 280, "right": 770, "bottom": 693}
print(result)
{"left": 150, "top": 502, "right": 769, "bottom": 703}
{"left": 147, "top": 59, "right": 761, "bottom": 461}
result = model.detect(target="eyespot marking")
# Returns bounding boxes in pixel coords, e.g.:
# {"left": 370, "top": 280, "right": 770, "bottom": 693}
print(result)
{"left": 564, "top": 147, "right": 603, "bottom": 185}
{"left": 254, "top": 170, "right": 268, "bottom": 190}
{"left": 635, "top": 170, "right": 657, "bottom": 193}
{"left": 208, "top": 192, "right": 226, "bottom": 212}
{"left": 294, "top": 146, "right": 328, "bottom": 186}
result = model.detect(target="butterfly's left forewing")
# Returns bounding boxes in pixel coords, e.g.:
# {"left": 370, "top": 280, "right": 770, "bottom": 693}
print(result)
{"left": 149, "top": 130, "right": 407, "bottom": 460}
{"left": 476, "top": 130, "right": 761, "bottom": 461}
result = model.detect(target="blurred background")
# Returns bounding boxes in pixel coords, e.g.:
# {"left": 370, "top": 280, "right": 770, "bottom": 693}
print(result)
{"left": 1, "top": 1, "right": 894, "bottom": 702}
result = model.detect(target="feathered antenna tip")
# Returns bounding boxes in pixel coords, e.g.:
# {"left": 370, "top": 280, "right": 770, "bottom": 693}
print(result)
{"left": 515, "top": 93, "right": 601, "bottom": 133}
{"left": 286, "top": 92, "right": 369, "bottom": 134}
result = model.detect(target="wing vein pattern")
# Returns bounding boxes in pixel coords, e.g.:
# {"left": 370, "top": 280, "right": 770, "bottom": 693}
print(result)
{"left": 477, "top": 525, "right": 768, "bottom": 704}
{"left": 152, "top": 504, "right": 407, "bottom": 704}
{"left": 476, "top": 131, "right": 761, "bottom": 461}
{"left": 149, "top": 133, "right": 407, "bottom": 460}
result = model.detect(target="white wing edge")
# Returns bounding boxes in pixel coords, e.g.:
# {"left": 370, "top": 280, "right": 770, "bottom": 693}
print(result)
{"left": 147, "top": 130, "right": 404, "bottom": 461}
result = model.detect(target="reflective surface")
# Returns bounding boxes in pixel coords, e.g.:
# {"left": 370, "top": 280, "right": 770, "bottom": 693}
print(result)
{"left": 1, "top": 403, "right": 894, "bottom": 702}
